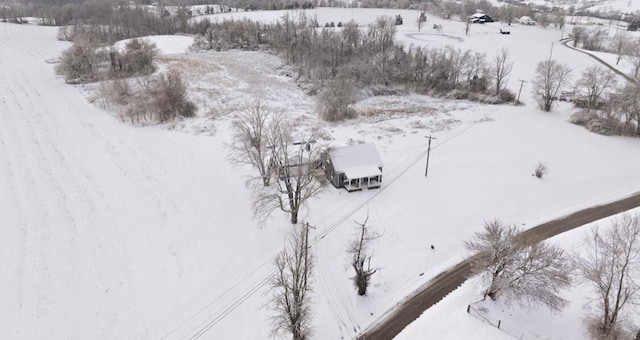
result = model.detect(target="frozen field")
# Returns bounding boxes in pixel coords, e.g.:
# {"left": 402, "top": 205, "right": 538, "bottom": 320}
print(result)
{"left": 1, "top": 6, "right": 640, "bottom": 340}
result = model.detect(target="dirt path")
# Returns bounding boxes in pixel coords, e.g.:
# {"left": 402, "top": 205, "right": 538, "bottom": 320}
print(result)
{"left": 357, "top": 192, "right": 640, "bottom": 340}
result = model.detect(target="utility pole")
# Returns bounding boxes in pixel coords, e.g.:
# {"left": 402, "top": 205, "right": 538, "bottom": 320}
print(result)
{"left": 516, "top": 79, "right": 527, "bottom": 104}
{"left": 424, "top": 135, "right": 436, "bottom": 177}
{"left": 548, "top": 41, "right": 554, "bottom": 60}
{"left": 304, "top": 222, "right": 316, "bottom": 249}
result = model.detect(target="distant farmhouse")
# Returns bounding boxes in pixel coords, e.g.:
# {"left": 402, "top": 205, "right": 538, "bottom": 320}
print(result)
{"left": 469, "top": 13, "right": 494, "bottom": 23}
{"left": 518, "top": 16, "right": 536, "bottom": 25}
{"left": 323, "top": 143, "right": 383, "bottom": 192}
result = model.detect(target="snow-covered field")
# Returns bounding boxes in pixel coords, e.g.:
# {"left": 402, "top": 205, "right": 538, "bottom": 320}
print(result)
{"left": 1, "top": 6, "right": 640, "bottom": 340}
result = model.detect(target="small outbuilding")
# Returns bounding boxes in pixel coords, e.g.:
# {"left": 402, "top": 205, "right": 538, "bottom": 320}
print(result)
{"left": 323, "top": 143, "right": 383, "bottom": 192}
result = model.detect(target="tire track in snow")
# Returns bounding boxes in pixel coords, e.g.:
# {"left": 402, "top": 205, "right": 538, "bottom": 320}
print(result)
{"left": 7, "top": 77, "right": 81, "bottom": 337}
{"left": 0, "top": 73, "right": 56, "bottom": 339}
{"left": 0, "top": 76, "right": 30, "bottom": 339}
{"left": 15, "top": 66, "right": 145, "bottom": 336}
{"left": 1, "top": 23, "right": 191, "bottom": 338}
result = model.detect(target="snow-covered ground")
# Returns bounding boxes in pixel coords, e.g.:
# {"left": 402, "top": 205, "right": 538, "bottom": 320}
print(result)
{"left": 2, "top": 7, "right": 640, "bottom": 340}
{"left": 397, "top": 207, "right": 640, "bottom": 340}
{"left": 114, "top": 35, "right": 194, "bottom": 55}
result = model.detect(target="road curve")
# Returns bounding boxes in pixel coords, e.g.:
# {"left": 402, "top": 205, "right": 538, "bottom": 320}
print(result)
{"left": 357, "top": 191, "right": 640, "bottom": 340}
{"left": 560, "top": 37, "right": 637, "bottom": 84}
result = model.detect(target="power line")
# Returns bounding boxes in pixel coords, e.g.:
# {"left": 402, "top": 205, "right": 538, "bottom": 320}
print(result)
{"left": 161, "top": 117, "right": 491, "bottom": 339}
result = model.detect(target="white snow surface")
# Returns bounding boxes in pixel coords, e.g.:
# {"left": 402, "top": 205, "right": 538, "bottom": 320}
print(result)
{"left": 330, "top": 142, "right": 384, "bottom": 174}
{"left": 114, "top": 35, "right": 194, "bottom": 55}
{"left": 2, "top": 7, "right": 640, "bottom": 340}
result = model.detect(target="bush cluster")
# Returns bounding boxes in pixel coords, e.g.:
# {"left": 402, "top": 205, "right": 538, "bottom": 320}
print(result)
{"left": 100, "top": 71, "right": 196, "bottom": 124}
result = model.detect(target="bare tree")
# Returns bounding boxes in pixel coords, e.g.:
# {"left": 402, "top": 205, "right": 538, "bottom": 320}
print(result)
{"left": 532, "top": 59, "right": 572, "bottom": 112}
{"left": 583, "top": 28, "right": 608, "bottom": 51}
{"left": 466, "top": 220, "right": 523, "bottom": 300}
{"left": 492, "top": 47, "right": 514, "bottom": 95}
{"left": 466, "top": 219, "right": 572, "bottom": 311}
{"left": 537, "top": 12, "right": 550, "bottom": 28}
{"left": 572, "top": 25, "right": 587, "bottom": 47}
{"left": 348, "top": 213, "right": 381, "bottom": 296}
{"left": 148, "top": 70, "right": 196, "bottom": 122}
{"left": 498, "top": 5, "right": 516, "bottom": 25}
{"left": 255, "top": 120, "right": 325, "bottom": 224}
{"left": 576, "top": 214, "right": 640, "bottom": 339}
{"left": 533, "top": 162, "right": 548, "bottom": 178}
{"left": 617, "top": 83, "right": 640, "bottom": 136}
{"left": 576, "top": 66, "right": 616, "bottom": 111}
{"left": 612, "top": 31, "right": 631, "bottom": 65}
{"left": 229, "top": 100, "right": 276, "bottom": 186}
{"left": 55, "top": 33, "right": 101, "bottom": 83}
{"left": 416, "top": 11, "right": 426, "bottom": 32}
{"left": 552, "top": 12, "right": 566, "bottom": 29}
{"left": 317, "top": 76, "right": 356, "bottom": 122}
{"left": 270, "top": 223, "right": 314, "bottom": 340}
{"left": 625, "top": 39, "right": 640, "bottom": 79}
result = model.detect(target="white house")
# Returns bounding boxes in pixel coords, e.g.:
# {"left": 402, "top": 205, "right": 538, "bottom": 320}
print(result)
{"left": 518, "top": 16, "right": 536, "bottom": 25}
{"left": 323, "top": 143, "right": 383, "bottom": 192}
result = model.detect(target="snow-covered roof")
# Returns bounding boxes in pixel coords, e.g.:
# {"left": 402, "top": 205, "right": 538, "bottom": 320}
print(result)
{"left": 469, "top": 13, "right": 487, "bottom": 18}
{"left": 519, "top": 16, "right": 535, "bottom": 21}
{"left": 329, "top": 143, "right": 383, "bottom": 177}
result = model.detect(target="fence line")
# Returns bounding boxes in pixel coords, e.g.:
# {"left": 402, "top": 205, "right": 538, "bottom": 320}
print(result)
{"left": 466, "top": 302, "right": 550, "bottom": 340}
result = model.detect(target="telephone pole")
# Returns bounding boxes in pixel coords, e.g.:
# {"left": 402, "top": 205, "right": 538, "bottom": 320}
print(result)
{"left": 425, "top": 135, "right": 436, "bottom": 177}
{"left": 516, "top": 79, "right": 527, "bottom": 104}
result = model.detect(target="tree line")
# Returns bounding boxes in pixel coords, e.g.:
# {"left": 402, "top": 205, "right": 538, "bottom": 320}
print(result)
{"left": 2, "top": 0, "right": 195, "bottom": 42}
{"left": 193, "top": 14, "right": 517, "bottom": 122}
{"left": 530, "top": 55, "right": 640, "bottom": 138}
{"left": 560, "top": 24, "right": 640, "bottom": 137}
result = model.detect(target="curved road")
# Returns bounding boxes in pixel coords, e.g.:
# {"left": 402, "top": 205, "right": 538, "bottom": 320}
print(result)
{"left": 560, "top": 38, "right": 637, "bottom": 84}
{"left": 358, "top": 192, "right": 640, "bottom": 340}
{"left": 358, "top": 40, "right": 639, "bottom": 340}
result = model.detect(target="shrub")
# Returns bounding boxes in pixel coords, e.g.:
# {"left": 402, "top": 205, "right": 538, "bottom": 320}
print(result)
{"left": 318, "top": 77, "right": 357, "bottom": 122}
{"left": 149, "top": 70, "right": 197, "bottom": 122}
{"left": 533, "top": 162, "right": 547, "bottom": 178}
{"left": 498, "top": 88, "right": 516, "bottom": 103}
{"left": 108, "top": 39, "right": 157, "bottom": 77}
{"left": 117, "top": 71, "right": 196, "bottom": 124}
{"left": 98, "top": 78, "right": 132, "bottom": 107}
{"left": 55, "top": 33, "right": 102, "bottom": 83}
